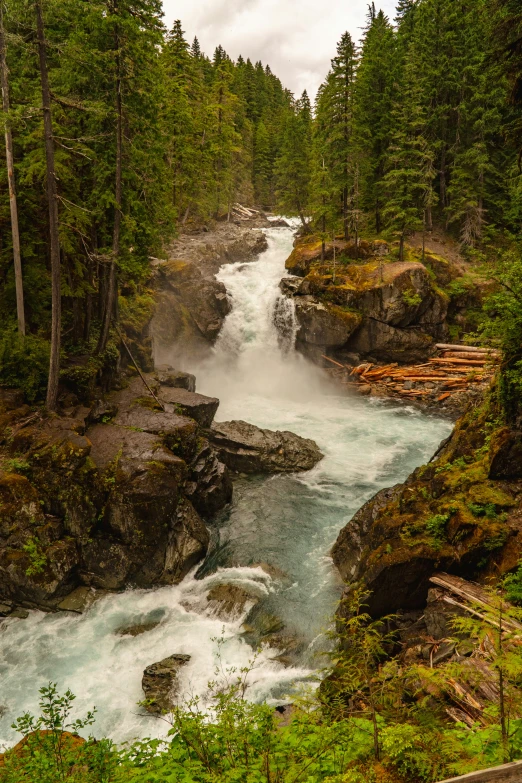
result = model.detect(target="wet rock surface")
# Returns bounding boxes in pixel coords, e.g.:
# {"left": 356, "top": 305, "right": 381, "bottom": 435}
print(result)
{"left": 205, "top": 583, "right": 260, "bottom": 621}
{"left": 141, "top": 654, "right": 191, "bottom": 714}
{"left": 285, "top": 256, "right": 448, "bottom": 364}
{"left": 208, "top": 420, "right": 324, "bottom": 474}
{"left": 0, "top": 374, "right": 229, "bottom": 608}
{"left": 152, "top": 223, "right": 269, "bottom": 365}
{"left": 332, "top": 402, "right": 522, "bottom": 619}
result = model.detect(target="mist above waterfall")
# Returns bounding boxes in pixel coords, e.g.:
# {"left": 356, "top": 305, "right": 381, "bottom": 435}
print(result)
{"left": 193, "top": 226, "right": 334, "bottom": 407}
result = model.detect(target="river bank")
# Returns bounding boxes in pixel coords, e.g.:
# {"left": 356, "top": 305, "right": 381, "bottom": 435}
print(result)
{"left": 0, "top": 222, "right": 452, "bottom": 747}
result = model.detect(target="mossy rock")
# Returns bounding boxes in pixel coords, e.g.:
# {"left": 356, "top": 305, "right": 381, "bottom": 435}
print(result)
{"left": 332, "top": 395, "right": 522, "bottom": 617}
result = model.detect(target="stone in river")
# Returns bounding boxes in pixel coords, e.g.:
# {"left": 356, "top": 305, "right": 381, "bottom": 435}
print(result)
{"left": 208, "top": 420, "right": 323, "bottom": 474}
{"left": 141, "top": 654, "right": 191, "bottom": 714}
{"left": 117, "top": 620, "right": 161, "bottom": 637}
{"left": 205, "top": 583, "right": 259, "bottom": 621}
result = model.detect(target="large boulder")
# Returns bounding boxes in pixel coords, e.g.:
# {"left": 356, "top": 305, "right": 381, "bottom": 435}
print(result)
{"left": 83, "top": 424, "right": 208, "bottom": 589}
{"left": 208, "top": 420, "right": 323, "bottom": 474}
{"left": 184, "top": 439, "right": 233, "bottom": 516}
{"left": 159, "top": 387, "right": 219, "bottom": 428}
{"left": 294, "top": 298, "right": 361, "bottom": 350}
{"left": 0, "top": 374, "right": 230, "bottom": 608}
{"left": 141, "top": 654, "right": 191, "bottom": 714}
{"left": 285, "top": 239, "right": 378, "bottom": 277}
{"left": 154, "top": 368, "right": 196, "bottom": 392}
{"left": 284, "top": 248, "right": 449, "bottom": 363}
{"left": 489, "top": 428, "right": 522, "bottom": 480}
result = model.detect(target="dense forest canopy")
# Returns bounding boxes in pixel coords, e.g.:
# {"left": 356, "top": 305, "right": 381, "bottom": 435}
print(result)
{"left": 0, "top": 0, "right": 522, "bottom": 414}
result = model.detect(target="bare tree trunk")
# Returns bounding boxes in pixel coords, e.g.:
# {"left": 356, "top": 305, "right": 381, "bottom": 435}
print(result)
{"left": 0, "top": 5, "right": 25, "bottom": 335}
{"left": 342, "top": 184, "right": 349, "bottom": 240}
{"left": 332, "top": 230, "right": 336, "bottom": 284}
{"left": 36, "top": 0, "right": 61, "bottom": 410}
{"left": 498, "top": 597, "right": 509, "bottom": 762}
{"left": 399, "top": 230, "right": 405, "bottom": 263}
{"left": 422, "top": 209, "right": 426, "bottom": 264}
{"left": 321, "top": 212, "right": 326, "bottom": 262}
{"left": 97, "top": 13, "right": 122, "bottom": 355}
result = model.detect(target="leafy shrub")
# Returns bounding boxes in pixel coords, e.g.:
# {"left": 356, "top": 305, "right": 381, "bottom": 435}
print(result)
{"left": 0, "top": 684, "right": 116, "bottom": 783}
{"left": 22, "top": 537, "right": 47, "bottom": 576}
{"left": 3, "top": 458, "right": 31, "bottom": 475}
{"left": 381, "top": 723, "right": 444, "bottom": 781}
{"left": 467, "top": 502, "right": 498, "bottom": 518}
{"left": 426, "top": 513, "right": 450, "bottom": 546}
{"left": 504, "top": 561, "right": 522, "bottom": 605}
{"left": 0, "top": 329, "right": 50, "bottom": 402}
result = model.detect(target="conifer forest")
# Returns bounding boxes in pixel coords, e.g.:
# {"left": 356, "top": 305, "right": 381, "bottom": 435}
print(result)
{"left": 2, "top": 1, "right": 522, "bottom": 781}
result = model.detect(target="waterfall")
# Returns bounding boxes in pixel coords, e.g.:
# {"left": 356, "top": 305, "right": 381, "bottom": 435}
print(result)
{"left": 0, "top": 223, "right": 452, "bottom": 749}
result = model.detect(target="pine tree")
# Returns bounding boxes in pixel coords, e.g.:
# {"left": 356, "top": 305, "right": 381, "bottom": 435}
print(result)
{"left": 209, "top": 59, "right": 241, "bottom": 218}
{"left": 382, "top": 40, "right": 435, "bottom": 261}
{"left": 253, "top": 121, "right": 271, "bottom": 207}
{"left": 313, "top": 32, "right": 358, "bottom": 239}
{"left": 356, "top": 8, "right": 396, "bottom": 233}
{"left": 190, "top": 36, "right": 201, "bottom": 59}
{"left": 34, "top": 0, "right": 61, "bottom": 409}
{"left": 0, "top": 3, "right": 24, "bottom": 335}
{"left": 275, "top": 94, "right": 312, "bottom": 227}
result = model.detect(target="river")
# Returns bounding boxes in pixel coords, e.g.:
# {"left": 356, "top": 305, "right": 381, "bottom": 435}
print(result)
{"left": 0, "top": 223, "right": 452, "bottom": 748}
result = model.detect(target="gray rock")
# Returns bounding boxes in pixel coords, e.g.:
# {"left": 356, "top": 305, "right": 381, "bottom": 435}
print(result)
{"left": 205, "top": 583, "right": 260, "bottom": 621}
{"left": 279, "top": 277, "right": 302, "bottom": 296}
{"left": 87, "top": 400, "right": 118, "bottom": 425}
{"left": 57, "top": 586, "right": 105, "bottom": 614}
{"left": 208, "top": 420, "right": 323, "bottom": 474}
{"left": 294, "top": 297, "right": 361, "bottom": 349}
{"left": 154, "top": 369, "right": 196, "bottom": 392}
{"left": 142, "top": 654, "right": 191, "bottom": 714}
{"left": 10, "top": 608, "right": 29, "bottom": 619}
{"left": 332, "top": 485, "right": 403, "bottom": 583}
{"left": 116, "top": 620, "right": 161, "bottom": 637}
{"left": 489, "top": 429, "right": 522, "bottom": 480}
{"left": 159, "top": 387, "right": 219, "bottom": 428}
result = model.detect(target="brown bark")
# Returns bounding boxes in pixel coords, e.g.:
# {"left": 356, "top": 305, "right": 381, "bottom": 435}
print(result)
{"left": 36, "top": 0, "right": 61, "bottom": 410}
{"left": 0, "top": 5, "right": 25, "bottom": 335}
{"left": 96, "top": 13, "right": 122, "bottom": 355}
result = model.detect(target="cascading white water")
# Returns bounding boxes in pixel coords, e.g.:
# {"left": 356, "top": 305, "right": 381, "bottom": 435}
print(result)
{"left": 0, "top": 223, "right": 452, "bottom": 749}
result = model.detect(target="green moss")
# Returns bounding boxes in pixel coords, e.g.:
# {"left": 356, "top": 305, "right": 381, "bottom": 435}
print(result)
{"left": 22, "top": 536, "right": 47, "bottom": 576}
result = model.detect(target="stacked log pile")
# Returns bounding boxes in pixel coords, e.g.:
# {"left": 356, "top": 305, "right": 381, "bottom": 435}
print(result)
{"left": 325, "top": 343, "right": 500, "bottom": 407}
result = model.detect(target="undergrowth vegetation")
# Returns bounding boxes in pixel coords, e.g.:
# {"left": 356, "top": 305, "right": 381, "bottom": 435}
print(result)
{"left": 2, "top": 588, "right": 522, "bottom": 782}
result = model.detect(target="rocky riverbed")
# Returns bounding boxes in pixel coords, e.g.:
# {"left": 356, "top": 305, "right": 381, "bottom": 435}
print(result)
{"left": 0, "top": 368, "right": 323, "bottom": 616}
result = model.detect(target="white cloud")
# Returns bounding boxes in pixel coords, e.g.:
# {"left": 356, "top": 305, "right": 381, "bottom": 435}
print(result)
{"left": 161, "top": 0, "right": 399, "bottom": 99}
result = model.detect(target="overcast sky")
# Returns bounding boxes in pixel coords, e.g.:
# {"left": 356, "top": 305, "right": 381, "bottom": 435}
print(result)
{"left": 161, "top": 0, "right": 399, "bottom": 100}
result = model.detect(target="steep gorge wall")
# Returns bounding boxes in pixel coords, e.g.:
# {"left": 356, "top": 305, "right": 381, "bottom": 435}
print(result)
{"left": 331, "top": 394, "right": 522, "bottom": 618}
{"left": 281, "top": 235, "right": 486, "bottom": 366}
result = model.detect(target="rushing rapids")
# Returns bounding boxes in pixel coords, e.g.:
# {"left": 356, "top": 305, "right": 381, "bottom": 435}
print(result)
{"left": 0, "top": 222, "right": 451, "bottom": 747}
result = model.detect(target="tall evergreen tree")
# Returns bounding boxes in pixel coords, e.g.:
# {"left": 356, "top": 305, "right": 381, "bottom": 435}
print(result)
{"left": 313, "top": 32, "right": 358, "bottom": 239}
{"left": 356, "top": 8, "right": 396, "bottom": 233}
{"left": 382, "top": 41, "right": 435, "bottom": 261}
{"left": 275, "top": 93, "right": 312, "bottom": 227}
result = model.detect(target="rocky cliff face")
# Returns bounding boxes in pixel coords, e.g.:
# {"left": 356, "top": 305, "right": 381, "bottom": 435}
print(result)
{"left": 152, "top": 224, "right": 268, "bottom": 366}
{"left": 282, "top": 237, "right": 449, "bottom": 364}
{"left": 331, "top": 395, "right": 522, "bottom": 618}
{"left": 0, "top": 367, "right": 326, "bottom": 612}
{"left": 0, "top": 376, "right": 232, "bottom": 609}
